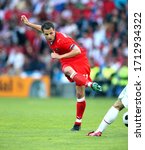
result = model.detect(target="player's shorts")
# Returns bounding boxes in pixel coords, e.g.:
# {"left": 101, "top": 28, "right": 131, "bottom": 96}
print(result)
{"left": 118, "top": 85, "right": 128, "bottom": 109}
{"left": 61, "top": 60, "right": 92, "bottom": 85}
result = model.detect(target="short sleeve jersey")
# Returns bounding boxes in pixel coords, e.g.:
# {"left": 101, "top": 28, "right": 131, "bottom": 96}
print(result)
{"left": 47, "top": 32, "right": 89, "bottom": 65}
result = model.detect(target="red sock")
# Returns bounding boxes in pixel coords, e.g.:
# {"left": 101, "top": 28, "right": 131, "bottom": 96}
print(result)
{"left": 75, "top": 101, "right": 86, "bottom": 125}
{"left": 72, "top": 73, "right": 90, "bottom": 86}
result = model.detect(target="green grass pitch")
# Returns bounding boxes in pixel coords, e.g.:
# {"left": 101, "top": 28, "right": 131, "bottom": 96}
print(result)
{"left": 0, "top": 97, "right": 128, "bottom": 150}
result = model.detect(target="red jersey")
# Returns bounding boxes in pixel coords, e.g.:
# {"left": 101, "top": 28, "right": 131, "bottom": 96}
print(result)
{"left": 47, "top": 32, "right": 92, "bottom": 83}
{"left": 47, "top": 32, "right": 89, "bottom": 66}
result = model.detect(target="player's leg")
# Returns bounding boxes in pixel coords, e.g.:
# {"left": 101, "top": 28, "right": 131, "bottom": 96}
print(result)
{"left": 71, "top": 86, "right": 86, "bottom": 131}
{"left": 88, "top": 85, "right": 128, "bottom": 136}
{"left": 118, "top": 85, "right": 128, "bottom": 109}
{"left": 88, "top": 100, "right": 124, "bottom": 136}
{"left": 63, "top": 66, "right": 102, "bottom": 91}
{"left": 96, "top": 100, "right": 124, "bottom": 132}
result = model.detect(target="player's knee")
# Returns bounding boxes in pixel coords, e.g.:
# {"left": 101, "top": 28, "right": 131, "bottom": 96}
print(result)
{"left": 63, "top": 67, "right": 75, "bottom": 77}
{"left": 113, "top": 100, "right": 124, "bottom": 111}
{"left": 76, "top": 93, "right": 83, "bottom": 99}
{"left": 76, "top": 92, "right": 84, "bottom": 99}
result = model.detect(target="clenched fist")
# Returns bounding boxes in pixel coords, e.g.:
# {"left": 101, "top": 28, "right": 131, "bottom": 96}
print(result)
{"left": 21, "top": 15, "right": 29, "bottom": 25}
{"left": 51, "top": 52, "right": 61, "bottom": 59}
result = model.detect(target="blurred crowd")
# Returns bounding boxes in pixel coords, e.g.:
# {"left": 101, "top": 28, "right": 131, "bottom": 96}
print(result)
{"left": 0, "top": 0, "right": 128, "bottom": 96}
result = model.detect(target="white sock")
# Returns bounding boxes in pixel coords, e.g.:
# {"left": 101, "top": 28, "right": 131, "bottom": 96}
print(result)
{"left": 75, "top": 118, "right": 82, "bottom": 123}
{"left": 95, "top": 106, "right": 119, "bottom": 133}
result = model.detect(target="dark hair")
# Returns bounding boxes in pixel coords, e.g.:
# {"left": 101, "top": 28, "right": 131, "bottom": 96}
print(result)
{"left": 41, "top": 21, "right": 55, "bottom": 32}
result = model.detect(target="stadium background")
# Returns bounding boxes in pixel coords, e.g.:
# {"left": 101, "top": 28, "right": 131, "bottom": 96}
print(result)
{"left": 0, "top": 0, "right": 127, "bottom": 98}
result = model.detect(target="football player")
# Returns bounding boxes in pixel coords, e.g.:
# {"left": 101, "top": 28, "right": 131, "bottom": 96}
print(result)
{"left": 21, "top": 15, "right": 102, "bottom": 131}
{"left": 87, "top": 85, "right": 128, "bottom": 136}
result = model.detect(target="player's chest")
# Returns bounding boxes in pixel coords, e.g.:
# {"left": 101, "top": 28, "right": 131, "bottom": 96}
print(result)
{"left": 49, "top": 44, "right": 62, "bottom": 54}
{"left": 49, "top": 43, "right": 69, "bottom": 55}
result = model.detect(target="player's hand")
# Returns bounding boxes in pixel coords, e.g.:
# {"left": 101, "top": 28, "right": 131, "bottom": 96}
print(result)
{"left": 51, "top": 52, "right": 61, "bottom": 59}
{"left": 21, "top": 15, "right": 29, "bottom": 25}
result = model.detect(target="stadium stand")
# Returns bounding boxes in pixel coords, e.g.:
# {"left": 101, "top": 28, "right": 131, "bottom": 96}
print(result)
{"left": 0, "top": 0, "right": 128, "bottom": 97}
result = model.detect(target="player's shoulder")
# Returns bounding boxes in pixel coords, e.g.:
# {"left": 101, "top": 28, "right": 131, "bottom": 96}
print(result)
{"left": 57, "top": 32, "right": 69, "bottom": 39}
{"left": 56, "top": 32, "right": 72, "bottom": 44}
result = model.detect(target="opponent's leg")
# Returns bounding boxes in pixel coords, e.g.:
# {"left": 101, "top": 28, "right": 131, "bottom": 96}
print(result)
{"left": 88, "top": 100, "right": 124, "bottom": 136}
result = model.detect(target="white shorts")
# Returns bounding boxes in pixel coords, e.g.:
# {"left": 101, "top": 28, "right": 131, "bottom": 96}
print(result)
{"left": 118, "top": 85, "right": 128, "bottom": 109}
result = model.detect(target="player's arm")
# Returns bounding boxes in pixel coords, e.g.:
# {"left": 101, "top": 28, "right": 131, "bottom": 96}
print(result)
{"left": 21, "top": 15, "right": 42, "bottom": 32}
{"left": 51, "top": 45, "right": 81, "bottom": 59}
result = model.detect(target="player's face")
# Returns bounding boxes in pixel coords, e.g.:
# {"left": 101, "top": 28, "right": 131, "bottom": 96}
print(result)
{"left": 43, "top": 28, "right": 55, "bottom": 42}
